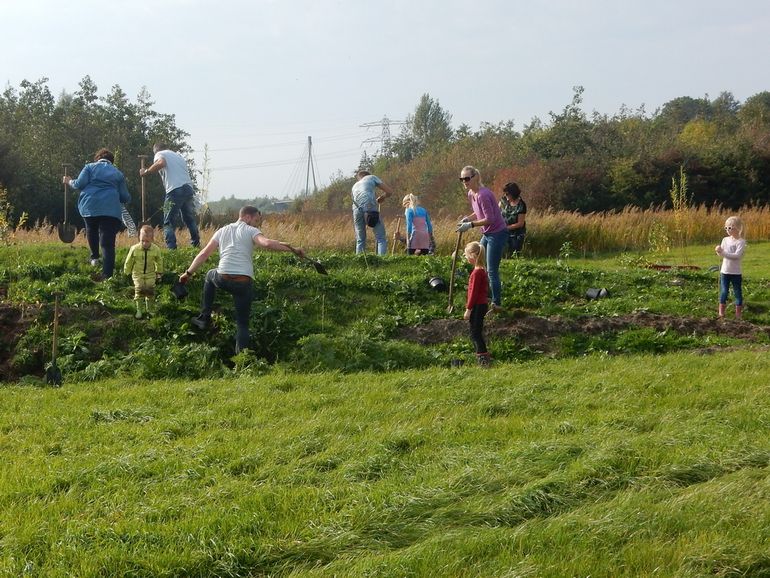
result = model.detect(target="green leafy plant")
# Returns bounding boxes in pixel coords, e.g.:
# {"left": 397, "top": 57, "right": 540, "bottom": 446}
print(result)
{"left": 647, "top": 220, "right": 671, "bottom": 257}
{"left": 670, "top": 165, "right": 693, "bottom": 260}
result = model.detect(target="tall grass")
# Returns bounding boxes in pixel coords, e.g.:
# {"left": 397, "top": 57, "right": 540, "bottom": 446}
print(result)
{"left": 9, "top": 205, "right": 768, "bottom": 257}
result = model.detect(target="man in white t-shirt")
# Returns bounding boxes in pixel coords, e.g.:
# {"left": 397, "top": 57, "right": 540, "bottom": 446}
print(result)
{"left": 140, "top": 143, "right": 201, "bottom": 249}
{"left": 179, "top": 206, "right": 305, "bottom": 353}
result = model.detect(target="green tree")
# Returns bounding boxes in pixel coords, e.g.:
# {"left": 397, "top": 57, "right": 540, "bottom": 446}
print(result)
{"left": 390, "top": 93, "right": 453, "bottom": 161}
{"left": 0, "top": 78, "right": 191, "bottom": 226}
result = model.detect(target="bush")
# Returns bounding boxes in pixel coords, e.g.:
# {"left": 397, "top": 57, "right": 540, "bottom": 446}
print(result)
{"left": 75, "top": 341, "right": 225, "bottom": 381}
{"left": 290, "top": 332, "right": 435, "bottom": 373}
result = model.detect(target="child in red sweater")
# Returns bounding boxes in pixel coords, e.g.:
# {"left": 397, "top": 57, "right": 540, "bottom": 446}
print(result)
{"left": 464, "top": 241, "right": 491, "bottom": 366}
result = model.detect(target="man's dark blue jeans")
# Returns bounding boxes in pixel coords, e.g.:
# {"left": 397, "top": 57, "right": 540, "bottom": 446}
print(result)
{"left": 163, "top": 183, "right": 200, "bottom": 249}
{"left": 199, "top": 269, "right": 254, "bottom": 353}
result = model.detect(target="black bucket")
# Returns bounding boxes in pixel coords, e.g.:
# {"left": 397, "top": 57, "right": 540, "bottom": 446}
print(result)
{"left": 586, "top": 287, "right": 609, "bottom": 300}
{"left": 171, "top": 281, "right": 189, "bottom": 300}
{"left": 429, "top": 277, "right": 447, "bottom": 292}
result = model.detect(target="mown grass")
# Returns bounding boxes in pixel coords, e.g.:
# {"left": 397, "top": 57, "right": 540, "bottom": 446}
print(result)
{"left": 1, "top": 349, "right": 769, "bottom": 576}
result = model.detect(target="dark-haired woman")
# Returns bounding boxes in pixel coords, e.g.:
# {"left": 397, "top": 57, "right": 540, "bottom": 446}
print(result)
{"left": 63, "top": 148, "right": 130, "bottom": 279}
{"left": 500, "top": 182, "right": 527, "bottom": 257}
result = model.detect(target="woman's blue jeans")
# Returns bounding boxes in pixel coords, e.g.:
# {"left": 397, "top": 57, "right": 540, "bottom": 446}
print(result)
{"left": 352, "top": 207, "right": 387, "bottom": 255}
{"left": 480, "top": 228, "right": 508, "bottom": 306}
{"left": 719, "top": 273, "right": 743, "bottom": 305}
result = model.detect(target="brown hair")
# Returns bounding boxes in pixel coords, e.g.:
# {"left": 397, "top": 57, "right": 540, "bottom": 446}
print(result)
{"left": 94, "top": 148, "right": 114, "bottom": 163}
{"left": 239, "top": 205, "right": 262, "bottom": 218}
{"left": 503, "top": 182, "right": 521, "bottom": 199}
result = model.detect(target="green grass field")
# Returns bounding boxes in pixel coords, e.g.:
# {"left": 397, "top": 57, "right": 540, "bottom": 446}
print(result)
{"left": 1, "top": 240, "right": 769, "bottom": 576}
{"left": 1, "top": 350, "right": 769, "bottom": 576}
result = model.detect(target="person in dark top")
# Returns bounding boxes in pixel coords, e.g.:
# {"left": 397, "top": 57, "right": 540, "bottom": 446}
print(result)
{"left": 499, "top": 182, "right": 527, "bottom": 257}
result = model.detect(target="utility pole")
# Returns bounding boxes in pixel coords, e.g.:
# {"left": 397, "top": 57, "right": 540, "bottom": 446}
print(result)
{"left": 305, "top": 136, "right": 318, "bottom": 197}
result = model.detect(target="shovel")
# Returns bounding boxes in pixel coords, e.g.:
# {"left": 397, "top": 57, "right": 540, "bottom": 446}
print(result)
{"left": 280, "top": 243, "right": 328, "bottom": 275}
{"left": 138, "top": 155, "right": 151, "bottom": 226}
{"left": 392, "top": 215, "right": 401, "bottom": 254}
{"left": 45, "top": 292, "right": 63, "bottom": 386}
{"left": 58, "top": 165, "right": 77, "bottom": 244}
{"left": 446, "top": 230, "right": 464, "bottom": 314}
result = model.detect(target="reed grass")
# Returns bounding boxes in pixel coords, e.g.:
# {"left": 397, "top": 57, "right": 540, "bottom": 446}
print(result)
{"left": 9, "top": 205, "right": 768, "bottom": 257}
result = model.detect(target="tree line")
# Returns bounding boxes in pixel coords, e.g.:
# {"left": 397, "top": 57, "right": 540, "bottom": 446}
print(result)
{"left": 302, "top": 88, "right": 770, "bottom": 216}
{"left": 0, "top": 76, "right": 192, "bottom": 226}
{"left": 2, "top": 80, "right": 769, "bottom": 226}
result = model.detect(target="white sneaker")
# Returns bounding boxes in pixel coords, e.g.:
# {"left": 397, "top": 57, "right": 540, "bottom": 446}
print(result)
{"left": 90, "top": 259, "right": 100, "bottom": 267}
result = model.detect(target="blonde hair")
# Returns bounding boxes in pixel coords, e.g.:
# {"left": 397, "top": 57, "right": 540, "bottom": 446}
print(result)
{"left": 461, "top": 165, "right": 481, "bottom": 182}
{"left": 402, "top": 194, "right": 419, "bottom": 209}
{"left": 725, "top": 216, "right": 745, "bottom": 238}
{"left": 139, "top": 225, "right": 154, "bottom": 240}
{"left": 464, "top": 241, "right": 486, "bottom": 269}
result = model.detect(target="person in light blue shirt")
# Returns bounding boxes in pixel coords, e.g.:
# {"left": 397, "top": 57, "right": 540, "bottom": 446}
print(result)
{"left": 351, "top": 170, "right": 394, "bottom": 255}
{"left": 63, "top": 148, "right": 130, "bottom": 278}
{"left": 402, "top": 194, "right": 434, "bottom": 255}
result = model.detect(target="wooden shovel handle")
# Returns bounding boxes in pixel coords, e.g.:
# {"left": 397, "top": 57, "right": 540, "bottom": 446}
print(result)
{"left": 446, "top": 230, "right": 464, "bottom": 313}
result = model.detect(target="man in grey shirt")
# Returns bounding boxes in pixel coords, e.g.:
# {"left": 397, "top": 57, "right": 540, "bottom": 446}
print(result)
{"left": 141, "top": 143, "right": 201, "bottom": 249}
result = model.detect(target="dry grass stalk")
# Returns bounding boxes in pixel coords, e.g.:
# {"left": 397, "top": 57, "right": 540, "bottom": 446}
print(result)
{"left": 9, "top": 205, "right": 766, "bottom": 256}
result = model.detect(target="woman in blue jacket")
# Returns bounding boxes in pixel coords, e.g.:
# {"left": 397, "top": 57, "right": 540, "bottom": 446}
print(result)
{"left": 63, "top": 148, "right": 130, "bottom": 278}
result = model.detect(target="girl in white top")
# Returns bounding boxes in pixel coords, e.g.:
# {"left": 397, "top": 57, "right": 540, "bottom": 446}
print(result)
{"left": 715, "top": 215, "right": 747, "bottom": 319}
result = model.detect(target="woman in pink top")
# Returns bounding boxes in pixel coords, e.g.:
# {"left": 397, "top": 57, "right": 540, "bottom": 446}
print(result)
{"left": 715, "top": 215, "right": 747, "bottom": 319}
{"left": 455, "top": 165, "right": 508, "bottom": 309}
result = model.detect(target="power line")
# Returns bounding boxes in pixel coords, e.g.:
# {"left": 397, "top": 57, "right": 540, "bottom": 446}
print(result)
{"left": 360, "top": 116, "right": 406, "bottom": 152}
{"left": 209, "top": 147, "right": 361, "bottom": 172}
{"left": 195, "top": 131, "right": 369, "bottom": 153}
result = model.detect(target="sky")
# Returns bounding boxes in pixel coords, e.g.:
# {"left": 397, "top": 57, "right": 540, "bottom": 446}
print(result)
{"left": 2, "top": 0, "right": 769, "bottom": 201}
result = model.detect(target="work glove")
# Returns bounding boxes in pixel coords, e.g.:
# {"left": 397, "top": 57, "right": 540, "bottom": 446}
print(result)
{"left": 456, "top": 221, "right": 473, "bottom": 233}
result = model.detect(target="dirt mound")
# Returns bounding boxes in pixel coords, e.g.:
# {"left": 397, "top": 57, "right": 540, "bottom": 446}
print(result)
{"left": 0, "top": 303, "right": 39, "bottom": 381}
{"left": 397, "top": 311, "right": 769, "bottom": 351}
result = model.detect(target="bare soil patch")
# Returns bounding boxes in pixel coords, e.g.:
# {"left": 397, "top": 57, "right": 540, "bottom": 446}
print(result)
{"left": 397, "top": 311, "right": 769, "bottom": 353}
{"left": 0, "top": 303, "right": 39, "bottom": 381}
{"left": 0, "top": 302, "right": 122, "bottom": 381}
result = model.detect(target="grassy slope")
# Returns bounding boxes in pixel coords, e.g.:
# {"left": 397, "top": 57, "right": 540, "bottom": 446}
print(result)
{"left": 1, "top": 350, "right": 769, "bottom": 577}
{"left": 3, "top": 240, "right": 770, "bottom": 381}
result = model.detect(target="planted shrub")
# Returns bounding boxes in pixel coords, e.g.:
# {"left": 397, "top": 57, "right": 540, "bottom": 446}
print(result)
{"left": 290, "top": 333, "right": 435, "bottom": 373}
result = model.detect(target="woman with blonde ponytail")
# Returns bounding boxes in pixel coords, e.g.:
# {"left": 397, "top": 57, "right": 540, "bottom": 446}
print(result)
{"left": 401, "top": 193, "right": 434, "bottom": 255}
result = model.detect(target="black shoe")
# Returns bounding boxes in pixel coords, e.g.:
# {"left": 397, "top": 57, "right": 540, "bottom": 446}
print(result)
{"left": 190, "top": 315, "right": 210, "bottom": 330}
